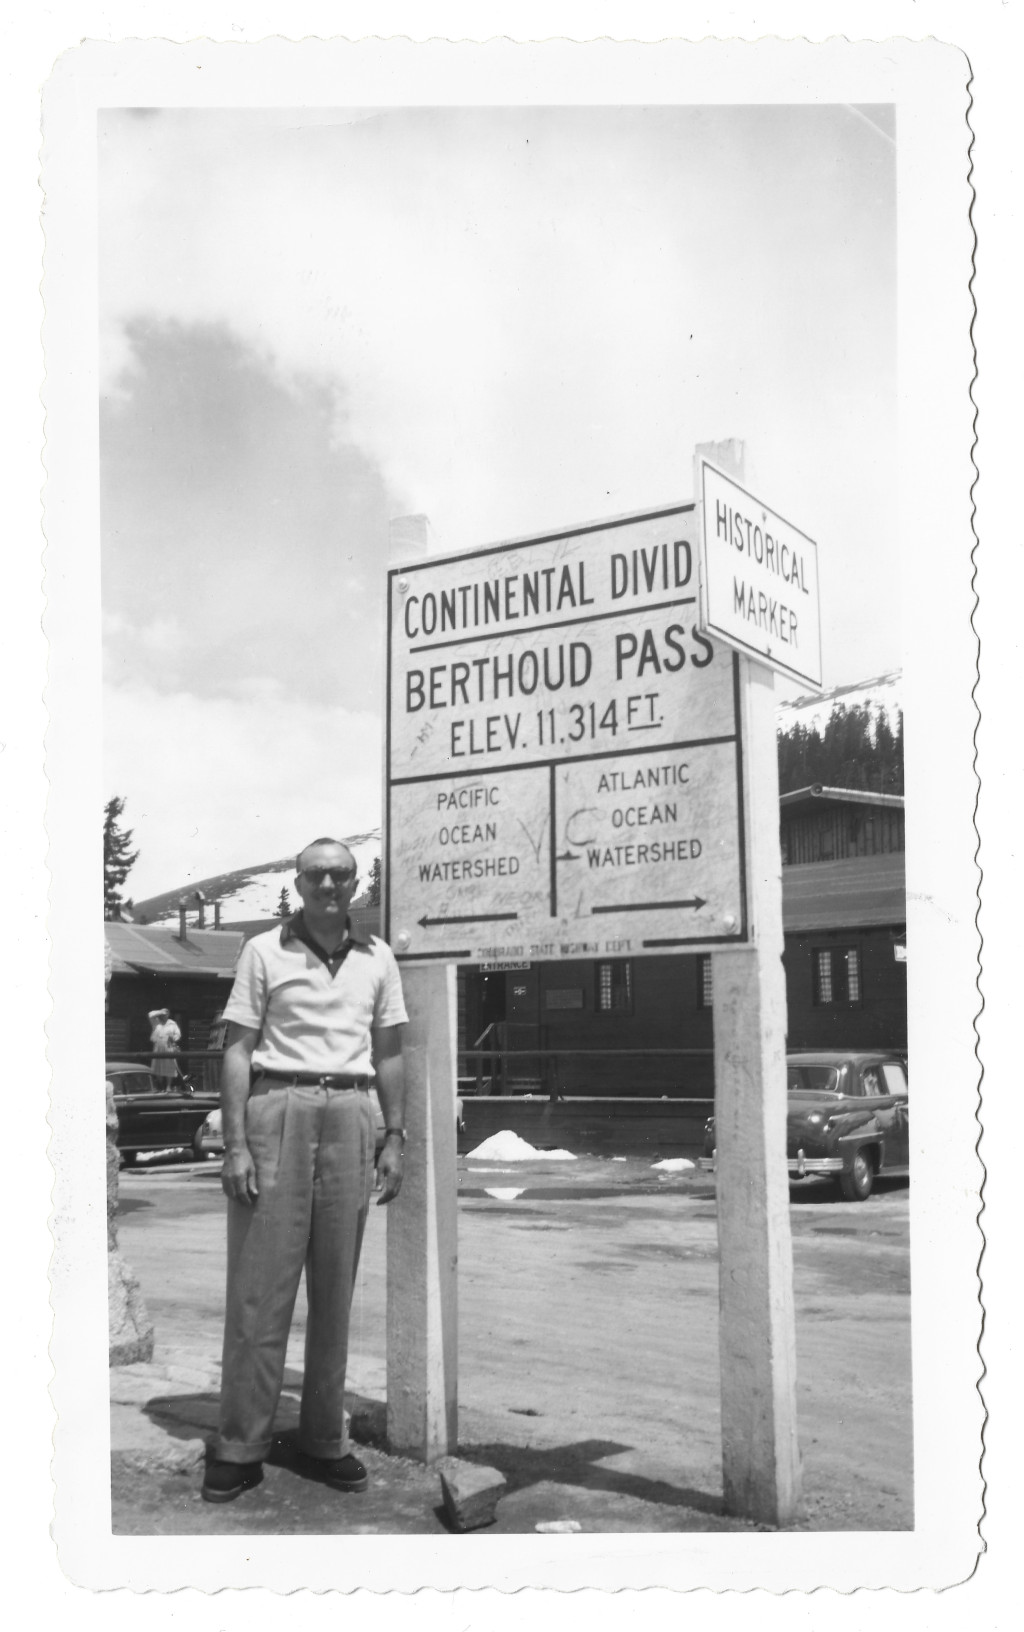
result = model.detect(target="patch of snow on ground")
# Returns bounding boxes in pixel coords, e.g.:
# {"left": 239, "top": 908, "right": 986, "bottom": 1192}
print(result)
{"left": 465, "top": 1130, "right": 577, "bottom": 1162}
{"left": 611, "top": 1156, "right": 626, "bottom": 1161}
{"left": 651, "top": 1157, "right": 696, "bottom": 1172}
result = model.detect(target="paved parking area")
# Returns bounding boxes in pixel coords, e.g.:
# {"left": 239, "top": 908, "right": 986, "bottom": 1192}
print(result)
{"left": 111, "top": 1153, "right": 912, "bottom": 1533}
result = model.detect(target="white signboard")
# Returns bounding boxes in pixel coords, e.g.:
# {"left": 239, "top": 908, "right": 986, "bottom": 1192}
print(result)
{"left": 386, "top": 505, "right": 751, "bottom": 965}
{"left": 699, "top": 461, "right": 822, "bottom": 690}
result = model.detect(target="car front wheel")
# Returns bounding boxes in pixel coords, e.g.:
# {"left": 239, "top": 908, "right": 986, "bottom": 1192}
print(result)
{"left": 838, "top": 1148, "right": 874, "bottom": 1202}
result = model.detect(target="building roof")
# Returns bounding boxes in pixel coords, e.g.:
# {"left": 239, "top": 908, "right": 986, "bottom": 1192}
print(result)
{"left": 105, "top": 920, "right": 244, "bottom": 978}
{"left": 782, "top": 852, "right": 906, "bottom": 933}
{"left": 779, "top": 784, "right": 905, "bottom": 813}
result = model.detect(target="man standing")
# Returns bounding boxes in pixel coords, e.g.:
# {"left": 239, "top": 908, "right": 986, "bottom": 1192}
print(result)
{"left": 202, "top": 837, "right": 407, "bottom": 1503}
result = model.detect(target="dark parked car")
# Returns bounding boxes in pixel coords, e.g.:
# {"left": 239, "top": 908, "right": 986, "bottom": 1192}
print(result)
{"left": 701, "top": 1049, "right": 910, "bottom": 1202}
{"left": 107, "top": 1062, "right": 220, "bottom": 1165}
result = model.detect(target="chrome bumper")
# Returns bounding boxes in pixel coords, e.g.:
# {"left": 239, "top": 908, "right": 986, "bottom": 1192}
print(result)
{"left": 788, "top": 1151, "right": 843, "bottom": 1177}
{"left": 699, "top": 1152, "right": 845, "bottom": 1177}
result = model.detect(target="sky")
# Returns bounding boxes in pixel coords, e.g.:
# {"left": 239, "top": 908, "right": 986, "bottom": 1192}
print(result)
{"left": 99, "top": 104, "right": 897, "bottom": 900}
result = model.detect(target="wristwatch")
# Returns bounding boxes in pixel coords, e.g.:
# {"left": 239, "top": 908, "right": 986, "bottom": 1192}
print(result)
{"left": 384, "top": 1127, "right": 406, "bottom": 1145}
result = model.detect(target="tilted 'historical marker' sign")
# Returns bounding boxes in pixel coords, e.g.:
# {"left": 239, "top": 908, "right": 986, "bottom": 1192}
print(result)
{"left": 386, "top": 505, "right": 750, "bottom": 965}
{"left": 699, "top": 460, "right": 822, "bottom": 690}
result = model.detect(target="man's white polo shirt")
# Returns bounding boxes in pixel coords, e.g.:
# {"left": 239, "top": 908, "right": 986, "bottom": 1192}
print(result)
{"left": 223, "top": 915, "right": 408, "bottom": 1078}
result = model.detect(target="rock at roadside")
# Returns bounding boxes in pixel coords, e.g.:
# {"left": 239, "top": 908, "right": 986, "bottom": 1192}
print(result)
{"left": 106, "top": 1075, "right": 155, "bottom": 1365}
{"left": 438, "top": 1457, "right": 507, "bottom": 1531}
{"left": 108, "top": 1249, "right": 155, "bottom": 1366}
{"left": 120, "top": 1437, "right": 207, "bottom": 1476}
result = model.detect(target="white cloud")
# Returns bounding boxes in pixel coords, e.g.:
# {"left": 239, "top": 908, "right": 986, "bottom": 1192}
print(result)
{"left": 104, "top": 680, "right": 384, "bottom": 899}
{"left": 133, "top": 617, "right": 181, "bottom": 654}
{"left": 97, "top": 107, "right": 899, "bottom": 688}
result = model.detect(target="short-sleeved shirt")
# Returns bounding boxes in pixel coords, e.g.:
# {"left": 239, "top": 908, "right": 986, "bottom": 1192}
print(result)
{"left": 223, "top": 914, "right": 408, "bottom": 1077}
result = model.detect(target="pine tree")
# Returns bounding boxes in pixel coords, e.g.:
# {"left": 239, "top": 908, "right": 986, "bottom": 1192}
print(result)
{"left": 874, "top": 707, "right": 893, "bottom": 794}
{"left": 364, "top": 856, "right": 382, "bottom": 907}
{"left": 894, "top": 710, "right": 905, "bottom": 795}
{"left": 277, "top": 885, "right": 291, "bottom": 918}
{"left": 777, "top": 702, "right": 903, "bottom": 795}
{"left": 103, "top": 796, "right": 139, "bottom": 920}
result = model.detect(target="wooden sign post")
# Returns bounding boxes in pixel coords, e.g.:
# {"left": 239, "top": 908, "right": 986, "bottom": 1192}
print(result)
{"left": 696, "top": 440, "right": 802, "bottom": 1524}
{"left": 384, "top": 959, "right": 459, "bottom": 1459}
{"left": 384, "top": 516, "right": 459, "bottom": 1462}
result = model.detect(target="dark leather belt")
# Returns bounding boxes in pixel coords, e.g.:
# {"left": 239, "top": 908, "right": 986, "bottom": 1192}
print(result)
{"left": 255, "top": 1069, "right": 371, "bottom": 1090}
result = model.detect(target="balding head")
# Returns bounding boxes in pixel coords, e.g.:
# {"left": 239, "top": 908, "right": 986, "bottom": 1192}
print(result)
{"left": 296, "top": 836, "right": 355, "bottom": 874}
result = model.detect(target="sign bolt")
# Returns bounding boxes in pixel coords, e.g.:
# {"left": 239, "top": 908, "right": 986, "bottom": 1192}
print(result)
{"left": 397, "top": 577, "right": 410, "bottom": 594}
{"left": 396, "top": 930, "right": 411, "bottom": 950}
{"left": 722, "top": 913, "right": 737, "bottom": 931}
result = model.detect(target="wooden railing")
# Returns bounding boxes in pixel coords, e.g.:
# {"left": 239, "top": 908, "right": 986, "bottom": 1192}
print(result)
{"left": 458, "top": 1044, "right": 713, "bottom": 1100}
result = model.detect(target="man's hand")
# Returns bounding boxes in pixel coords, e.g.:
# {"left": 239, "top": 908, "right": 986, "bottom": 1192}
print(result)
{"left": 375, "top": 1133, "right": 405, "bottom": 1205}
{"left": 219, "top": 1023, "right": 260, "bottom": 1204}
{"left": 371, "top": 1025, "right": 406, "bottom": 1206}
{"left": 221, "top": 1145, "right": 259, "bottom": 1205}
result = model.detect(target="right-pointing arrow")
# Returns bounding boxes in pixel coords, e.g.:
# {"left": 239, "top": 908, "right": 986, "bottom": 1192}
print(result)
{"left": 591, "top": 896, "right": 707, "bottom": 915}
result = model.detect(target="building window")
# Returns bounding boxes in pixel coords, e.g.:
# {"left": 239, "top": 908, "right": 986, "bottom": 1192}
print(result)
{"left": 596, "top": 960, "right": 633, "bottom": 1013}
{"left": 845, "top": 949, "right": 862, "bottom": 1002}
{"left": 814, "top": 947, "right": 862, "bottom": 1006}
{"left": 697, "top": 954, "right": 713, "bottom": 1009}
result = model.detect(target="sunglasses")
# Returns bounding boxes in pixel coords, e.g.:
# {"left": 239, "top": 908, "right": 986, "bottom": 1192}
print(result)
{"left": 300, "top": 866, "right": 356, "bottom": 887}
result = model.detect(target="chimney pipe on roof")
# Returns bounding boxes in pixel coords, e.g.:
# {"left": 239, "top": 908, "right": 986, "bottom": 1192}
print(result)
{"left": 195, "top": 889, "right": 206, "bottom": 928}
{"left": 177, "top": 903, "right": 187, "bottom": 941}
{"left": 214, "top": 901, "right": 222, "bottom": 930}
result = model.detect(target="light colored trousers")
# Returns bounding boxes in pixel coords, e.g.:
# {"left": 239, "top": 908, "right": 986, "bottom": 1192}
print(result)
{"left": 216, "top": 1081, "right": 376, "bottom": 1464}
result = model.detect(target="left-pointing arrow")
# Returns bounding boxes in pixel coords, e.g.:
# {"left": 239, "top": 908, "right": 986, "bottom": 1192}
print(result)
{"left": 417, "top": 911, "right": 519, "bottom": 928}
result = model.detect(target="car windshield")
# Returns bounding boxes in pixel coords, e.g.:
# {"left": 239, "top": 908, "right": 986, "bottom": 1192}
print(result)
{"left": 788, "top": 1063, "right": 844, "bottom": 1094}
{"left": 110, "top": 1071, "right": 159, "bottom": 1095}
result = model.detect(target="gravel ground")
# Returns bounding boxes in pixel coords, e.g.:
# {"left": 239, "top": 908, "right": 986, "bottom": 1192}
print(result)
{"left": 110, "top": 1151, "right": 912, "bottom": 1535}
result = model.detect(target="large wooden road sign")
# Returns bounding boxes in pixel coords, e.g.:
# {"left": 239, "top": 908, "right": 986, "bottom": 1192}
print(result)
{"left": 384, "top": 459, "right": 802, "bottom": 1528}
{"left": 699, "top": 459, "right": 822, "bottom": 690}
{"left": 385, "top": 506, "right": 751, "bottom": 964}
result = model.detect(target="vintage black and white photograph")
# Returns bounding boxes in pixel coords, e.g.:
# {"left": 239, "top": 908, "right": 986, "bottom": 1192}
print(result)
{"left": 39, "top": 31, "right": 983, "bottom": 1599}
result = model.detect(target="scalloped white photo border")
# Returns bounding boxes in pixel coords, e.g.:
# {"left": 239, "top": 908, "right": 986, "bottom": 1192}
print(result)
{"left": 38, "top": 27, "right": 982, "bottom": 1604}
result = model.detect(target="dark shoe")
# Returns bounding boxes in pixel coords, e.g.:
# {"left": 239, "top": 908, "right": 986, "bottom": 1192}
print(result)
{"left": 201, "top": 1458, "right": 263, "bottom": 1503}
{"left": 310, "top": 1452, "right": 368, "bottom": 1493}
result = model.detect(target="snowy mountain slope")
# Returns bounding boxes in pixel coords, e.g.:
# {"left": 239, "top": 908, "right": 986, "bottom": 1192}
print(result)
{"left": 132, "top": 830, "right": 381, "bottom": 925}
{"left": 776, "top": 670, "right": 902, "bottom": 741}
